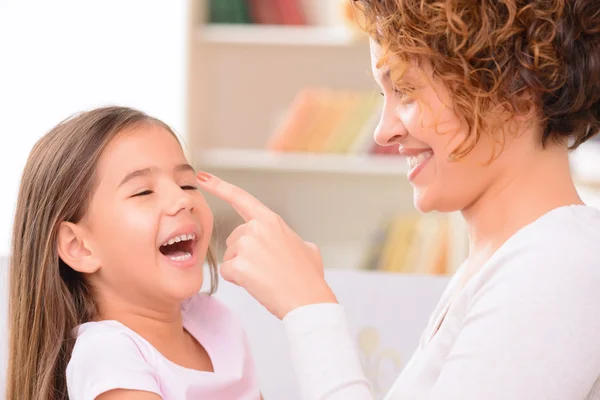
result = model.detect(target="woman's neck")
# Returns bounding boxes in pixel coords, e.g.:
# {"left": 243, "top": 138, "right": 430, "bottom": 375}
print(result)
{"left": 462, "top": 143, "right": 583, "bottom": 260}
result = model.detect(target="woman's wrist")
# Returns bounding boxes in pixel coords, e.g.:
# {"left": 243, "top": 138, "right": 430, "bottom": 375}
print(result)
{"left": 283, "top": 285, "right": 338, "bottom": 320}
{"left": 283, "top": 301, "right": 345, "bottom": 330}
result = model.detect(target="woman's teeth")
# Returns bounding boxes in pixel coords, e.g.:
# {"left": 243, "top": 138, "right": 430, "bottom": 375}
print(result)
{"left": 407, "top": 152, "right": 432, "bottom": 169}
{"left": 162, "top": 233, "right": 195, "bottom": 247}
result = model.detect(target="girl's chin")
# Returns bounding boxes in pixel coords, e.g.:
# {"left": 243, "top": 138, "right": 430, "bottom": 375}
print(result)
{"left": 163, "top": 271, "right": 205, "bottom": 301}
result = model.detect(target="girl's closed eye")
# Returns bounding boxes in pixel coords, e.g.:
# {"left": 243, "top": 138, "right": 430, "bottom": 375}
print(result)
{"left": 132, "top": 189, "right": 153, "bottom": 197}
{"left": 131, "top": 184, "right": 197, "bottom": 198}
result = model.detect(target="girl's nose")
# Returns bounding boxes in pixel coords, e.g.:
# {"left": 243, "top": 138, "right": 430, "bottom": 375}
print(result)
{"left": 166, "top": 186, "right": 194, "bottom": 216}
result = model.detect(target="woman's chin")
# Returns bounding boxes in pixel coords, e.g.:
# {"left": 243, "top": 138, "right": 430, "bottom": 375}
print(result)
{"left": 413, "top": 187, "right": 434, "bottom": 213}
{"left": 414, "top": 187, "right": 466, "bottom": 214}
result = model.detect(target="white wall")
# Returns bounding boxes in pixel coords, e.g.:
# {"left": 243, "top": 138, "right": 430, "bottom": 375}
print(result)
{"left": 0, "top": 0, "right": 189, "bottom": 255}
{"left": 0, "top": 256, "right": 7, "bottom": 397}
{"left": 0, "top": 0, "right": 188, "bottom": 394}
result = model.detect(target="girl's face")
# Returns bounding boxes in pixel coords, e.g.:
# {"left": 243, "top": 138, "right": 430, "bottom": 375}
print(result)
{"left": 83, "top": 124, "right": 213, "bottom": 306}
{"left": 370, "top": 40, "right": 514, "bottom": 213}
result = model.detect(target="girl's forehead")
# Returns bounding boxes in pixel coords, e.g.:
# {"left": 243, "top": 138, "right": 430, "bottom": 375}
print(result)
{"left": 97, "top": 126, "right": 187, "bottom": 180}
{"left": 103, "top": 125, "right": 182, "bottom": 158}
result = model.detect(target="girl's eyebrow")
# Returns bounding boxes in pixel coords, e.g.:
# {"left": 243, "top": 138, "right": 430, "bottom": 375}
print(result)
{"left": 118, "top": 168, "right": 152, "bottom": 188}
{"left": 118, "top": 164, "right": 194, "bottom": 188}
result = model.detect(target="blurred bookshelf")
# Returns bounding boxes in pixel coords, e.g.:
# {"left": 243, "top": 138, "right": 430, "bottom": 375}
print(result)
{"left": 184, "top": 0, "right": 600, "bottom": 276}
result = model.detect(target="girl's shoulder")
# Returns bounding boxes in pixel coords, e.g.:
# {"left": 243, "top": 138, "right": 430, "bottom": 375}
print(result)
{"left": 69, "top": 319, "right": 160, "bottom": 370}
{"left": 181, "top": 292, "right": 247, "bottom": 338}
{"left": 67, "top": 321, "right": 161, "bottom": 399}
{"left": 71, "top": 319, "right": 155, "bottom": 351}
{"left": 181, "top": 291, "right": 231, "bottom": 315}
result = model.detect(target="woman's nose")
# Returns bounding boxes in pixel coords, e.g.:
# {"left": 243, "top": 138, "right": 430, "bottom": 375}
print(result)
{"left": 373, "top": 102, "right": 408, "bottom": 146}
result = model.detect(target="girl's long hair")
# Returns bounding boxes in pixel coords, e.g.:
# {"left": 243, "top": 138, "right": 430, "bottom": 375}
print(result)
{"left": 6, "top": 106, "right": 218, "bottom": 400}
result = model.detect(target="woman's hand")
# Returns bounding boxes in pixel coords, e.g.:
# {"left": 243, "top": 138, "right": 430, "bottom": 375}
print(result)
{"left": 196, "top": 172, "right": 338, "bottom": 319}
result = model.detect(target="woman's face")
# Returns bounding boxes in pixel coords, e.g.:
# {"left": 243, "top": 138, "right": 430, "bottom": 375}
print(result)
{"left": 370, "top": 39, "right": 514, "bottom": 213}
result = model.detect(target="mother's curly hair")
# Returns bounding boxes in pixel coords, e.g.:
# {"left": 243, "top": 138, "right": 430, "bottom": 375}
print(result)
{"left": 352, "top": 0, "right": 600, "bottom": 158}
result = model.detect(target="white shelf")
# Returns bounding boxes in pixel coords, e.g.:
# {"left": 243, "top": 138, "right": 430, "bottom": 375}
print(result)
{"left": 195, "top": 148, "right": 408, "bottom": 175}
{"left": 194, "top": 146, "right": 600, "bottom": 183}
{"left": 571, "top": 142, "right": 600, "bottom": 186}
{"left": 197, "top": 24, "right": 363, "bottom": 47}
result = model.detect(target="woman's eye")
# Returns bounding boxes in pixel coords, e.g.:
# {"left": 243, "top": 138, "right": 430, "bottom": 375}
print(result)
{"left": 380, "top": 87, "right": 413, "bottom": 100}
{"left": 181, "top": 185, "right": 198, "bottom": 191}
{"left": 132, "top": 190, "right": 153, "bottom": 197}
{"left": 392, "top": 87, "right": 408, "bottom": 98}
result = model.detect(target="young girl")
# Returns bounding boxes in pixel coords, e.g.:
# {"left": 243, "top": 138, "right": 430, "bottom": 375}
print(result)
{"left": 6, "top": 106, "right": 261, "bottom": 400}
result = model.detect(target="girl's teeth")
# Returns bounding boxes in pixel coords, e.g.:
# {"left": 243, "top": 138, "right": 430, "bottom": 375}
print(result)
{"left": 168, "top": 252, "right": 192, "bottom": 262}
{"left": 162, "top": 233, "right": 196, "bottom": 247}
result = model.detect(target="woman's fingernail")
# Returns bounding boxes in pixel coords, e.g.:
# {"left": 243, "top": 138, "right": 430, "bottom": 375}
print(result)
{"left": 197, "top": 171, "right": 212, "bottom": 182}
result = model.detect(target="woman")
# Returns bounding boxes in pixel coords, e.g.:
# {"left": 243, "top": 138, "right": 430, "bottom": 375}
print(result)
{"left": 197, "top": 0, "right": 600, "bottom": 399}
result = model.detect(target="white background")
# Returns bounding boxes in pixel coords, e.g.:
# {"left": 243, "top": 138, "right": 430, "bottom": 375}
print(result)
{"left": 0, "top": 0, "right": 188, "bottom": 395}
{"left": 0, "top": 0, "right": 188, "bottom": 255}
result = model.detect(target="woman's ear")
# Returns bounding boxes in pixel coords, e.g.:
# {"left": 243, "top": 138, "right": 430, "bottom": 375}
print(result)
{"left": 57, "top": 221, "right": 101, "bottom": 274}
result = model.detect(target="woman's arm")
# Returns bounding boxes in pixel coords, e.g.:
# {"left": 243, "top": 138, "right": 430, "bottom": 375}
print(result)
{"left": 284, "top": 304, "right": 373, "bottom": 400}
{"left": 282, "top": 245, "right": 600, "bottom": 400}
{"left": 196, "top": 173, "right": 374, "bottom": 399}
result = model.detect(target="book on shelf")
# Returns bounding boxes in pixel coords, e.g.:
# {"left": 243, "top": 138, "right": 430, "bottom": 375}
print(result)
{"left": 360, "top": 213, "right": 451, "bottom": 275}
{"left": 208, "top": 0, "right": 307, "bottom": 25}
{"left": 266, "top": 87, "right": 399, "bottom": 156}
{"left": 206, "top": 0, "right": 366, "bottom": 30}
{"left": 209, "top": 0, "right": 250, "bottom": 24}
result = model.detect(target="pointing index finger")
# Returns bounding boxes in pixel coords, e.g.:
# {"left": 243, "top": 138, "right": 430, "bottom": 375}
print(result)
{"left": 196, "top": 171, "right": 269, "bottom": 221}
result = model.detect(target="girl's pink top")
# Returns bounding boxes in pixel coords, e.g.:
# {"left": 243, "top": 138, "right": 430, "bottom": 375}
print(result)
{"left": 66, "top": 293, "right": 261, "bottom": 400}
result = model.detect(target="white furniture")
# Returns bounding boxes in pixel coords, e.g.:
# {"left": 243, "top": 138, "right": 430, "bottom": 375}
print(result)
{"left": 210, "top": 269, "right": 450, "bottom": 399}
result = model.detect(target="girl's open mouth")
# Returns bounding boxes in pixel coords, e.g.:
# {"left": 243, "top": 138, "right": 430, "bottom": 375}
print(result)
{"left": 159, "top": 233, "right": 198, "bottom": 266}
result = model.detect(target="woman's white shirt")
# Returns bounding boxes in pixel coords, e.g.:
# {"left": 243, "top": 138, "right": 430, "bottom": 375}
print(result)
{"left": 283, "top": 205, "right": 600, "bottom": 400}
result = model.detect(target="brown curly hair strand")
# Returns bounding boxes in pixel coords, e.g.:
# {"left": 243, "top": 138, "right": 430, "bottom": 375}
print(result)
{"left": 352, "top": 0, "right": 600, "bottom": 157}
